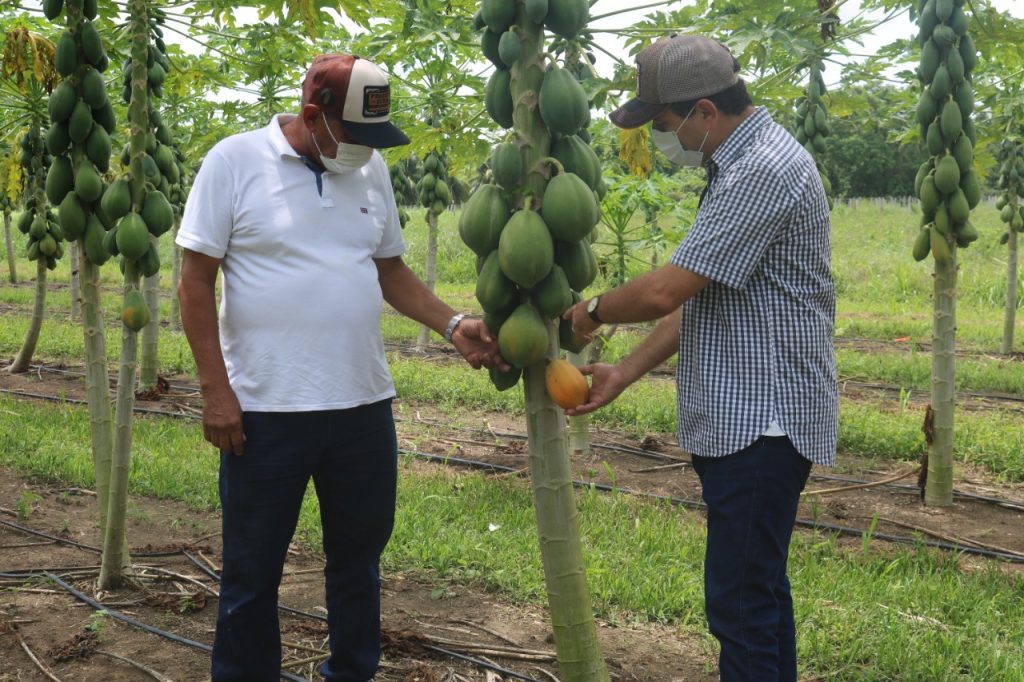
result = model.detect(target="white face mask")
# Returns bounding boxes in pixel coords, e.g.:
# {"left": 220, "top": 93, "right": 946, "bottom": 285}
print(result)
{"left": 312, "top": 112, "right": 374, "bottom": 173}
{"left": 651, "top": 106, "right": 710, "bottom": 167}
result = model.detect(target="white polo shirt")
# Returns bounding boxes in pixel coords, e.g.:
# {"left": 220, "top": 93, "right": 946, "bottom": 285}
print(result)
{"left": 176, "top": 115, "right": 405, "bottom": 412}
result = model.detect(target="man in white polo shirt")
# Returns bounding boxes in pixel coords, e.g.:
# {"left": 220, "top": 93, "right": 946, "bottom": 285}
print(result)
{"left": 177, "top": 53, "right": 503, "bottom": 682}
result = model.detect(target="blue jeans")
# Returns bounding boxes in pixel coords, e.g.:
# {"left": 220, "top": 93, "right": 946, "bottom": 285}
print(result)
{"left": 691, "top": 436, "right": 812, "bottom": 682}
{"left": 211, "top": 401, "right": 398, "bottom": 682}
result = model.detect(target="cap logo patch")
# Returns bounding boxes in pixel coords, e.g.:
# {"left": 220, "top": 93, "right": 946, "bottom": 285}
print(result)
{"left": 363, "top": 86, "right": 390, "bottom": 118}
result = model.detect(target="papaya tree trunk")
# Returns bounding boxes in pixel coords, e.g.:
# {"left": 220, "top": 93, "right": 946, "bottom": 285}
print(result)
{"left": 138, "top": 248, "right": 160, "bottom": 391}
{"left": 3, "top": 210, "right": 16, "bottom": 283}
{"left": 513, "top": 9, "right": 608, "bottom": 681}
{"left": 8, "top": 260, "right": 47, "bottom": 374}
{"left": 566, "top": 350, "right": 590, "bottom": 456}
{"left": 925, "top": 251, "right": 956, "bottom": 506}
{"left": 416, "top": 211, "right": 439, "bottom": 349}
{"left": 80, "top": 258, "right": 113, "bottom": 537}
{"left": 70, "top": 241, "right": 81, "bottom": 321}
{"left": 1002, "top": 230, "right": 1018, "bottom": 355}
{"left": 169, "top": 218, "right": 181, "bottom": 330}
{"left": 99, "top": 0, "right": 150, "bottom": 588}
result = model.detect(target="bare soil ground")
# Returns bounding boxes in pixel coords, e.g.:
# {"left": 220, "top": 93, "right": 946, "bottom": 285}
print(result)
{"left": 1, "top": 361, "right": 1023, "bottom": 681}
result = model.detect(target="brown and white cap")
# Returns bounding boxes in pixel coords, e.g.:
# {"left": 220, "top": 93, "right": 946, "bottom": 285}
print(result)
{"left": 610, "top": 35, "right": 741, "bottom": 129}
{"left": 301, "top": 53, "right": 410, "bottom": 148}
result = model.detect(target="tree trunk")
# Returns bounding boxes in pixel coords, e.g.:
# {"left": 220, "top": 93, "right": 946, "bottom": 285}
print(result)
{"left": 169, "top": 218, "right": 181, "bottom": 330}
{"left": 138, "top": 245, "right": 160, "bottom": 392}
{"left": 1002, "top": 230, "right": 1018, "bottom": 355}
{"left": 925, "top": 249, "right": 956, "bottom": 506}
{"left": 512, "top": 8, "right": 608, "bottom": 680}
{"left": 8, "top": 259, "right": 47, "bottom": 373}
{"left": 69, "top": 241, "right": 81, "bottom": 321}
{"left": 3, "top": 210, "right": 16, "bottom": 283}
{"left": 80, "top": 258, "right": 114, "bottom": 538}
{"left": 416, "top": 211, "right": 438, "bottom": 349}
{"left": 99, "top": 0, "right": 149, "bottom": 588}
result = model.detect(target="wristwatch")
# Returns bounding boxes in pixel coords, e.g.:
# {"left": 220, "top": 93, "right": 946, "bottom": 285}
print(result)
{"left": 443, "top": 313, "right": 467, "bottom": 343}
{"left": 586, "top": 296, "right": 602, "bottom": 324}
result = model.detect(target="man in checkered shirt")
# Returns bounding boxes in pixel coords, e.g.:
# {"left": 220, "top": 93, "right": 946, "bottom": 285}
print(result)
{"left": 565, "top": 34, "right": 838, "bottom": 682}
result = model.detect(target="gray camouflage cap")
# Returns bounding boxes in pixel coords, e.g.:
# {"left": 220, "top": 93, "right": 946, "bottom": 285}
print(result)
{"left": 610, "top": 34, "right": 741, "bottom": 129}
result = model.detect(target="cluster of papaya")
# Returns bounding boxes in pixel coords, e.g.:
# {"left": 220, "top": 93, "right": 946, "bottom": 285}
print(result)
{"left": 912, "top": 0, "right": 979, "bottom": 264}
{"left": 995, "top": 139, "right": 1024, "bottom": 242}
{"left": 465, "top": 0, "right": 601, "bottom": 393}
{"left": 45, "top": 0, "right": 114, "bottom": 278}
{"left": 416, "top": 151, "right": 452, "bottom": 217}
{"left": 792, "top": 59, "right": 833, "bottom": 204}
{"left": 118, "top": 8, "right": 170, "bottom": 103}
{"left": 16, "top": 129, "right": 65, "bottom": 270}
{"left": 388, "top": 162, "right": 414, "bottom": 227}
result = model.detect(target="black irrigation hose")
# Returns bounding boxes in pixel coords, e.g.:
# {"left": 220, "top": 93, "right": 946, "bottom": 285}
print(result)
{"left": 0, "top": 518, "right": 186, "bottom": 557}
{"left": 5, "top": 364, "right": 1024, "bottom": 512}
{"left": 407, "top": 450, "right": 1024, "bottom": 563}
{"left": 180, "top": 553, "right": 543, "bottom": 682}
{"left": 42, "top": 573, "right": 308, "bottom": 682}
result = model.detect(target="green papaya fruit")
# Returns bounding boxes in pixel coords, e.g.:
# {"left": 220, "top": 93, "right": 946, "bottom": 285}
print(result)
{"left": 42, "top": 0, "right": 64, "bottom": 20}
{"left": 544, "top": 0, "right": 588, "bottom": 39}
{"left": 541, "top": 171, "right": 599, "bottom": 242}
{"left": 959, "top": 34, "right": 977, "bottom": 75}
{"left": 919, "top": 175, "right": 940, "bottom": 216}
{"left": 559, "top": 315, "right": 588, "bottom": 354}
{"left": 950, "top": 6, "right": 969, "bottom": 36}
{"left": 476, "top": 251, "right": 518, "bottom": 313}
{"left": 928, "top": 65, "right": 950, "bottom": 100}
{"left": 58, "top": 191, "right": 87, "bottom": 240}
{"left": 141, "top": 190, "right": 173, "bottom": 236}
{"left": 498, "top": 209, "right": 554, "bottom": 289}
{"left": 498, "top": 303, "right": 548, "bottom": 369}
{"left": 101, "top": 178, "right": 133, "bottom": 222}
{"left": 930, "top": 228, "right": 952, "bottom": 264}
{"left": 115, "top": 212, "right": 151, "bottom": 261}
{"left": 555, "top": 238, "right": 598, "bottom": 291}
{"left": 459, "top": 185, "right": 510, "bottom": 257}
{"left": 81, "top": 21, "right": 104, "bottom": 67}
{"left": 534, "top": 264, "right": 573, "bottom": 319}
{"left": 490, "top": 142, "right": 523, "bottom": 190}
{"left": 951, "top": 133, "right": 972, "bottom": 173}
{"left": 93, "top": 101, "right": 116, "bottom": 134}
{"left": 926, "top": 122, "right": 945, "bottom": 156}
{"left": 946, "top": 46, "right": 965, "bottom": 84}
{"left": 939, "top": 100, "right": 962, "bottom": 145}
{"left": 912, "top": 227, "right": 931, "bottom": 261}
{"left": 68, "top": 99, "right": 94, "bottom": 144}
{"left": 121, "top": 290, "right": 151, "bottom": 332}
{"left": 489, "top": 365, "right": 522, "bottom": 392}
{"left": 481, "top": 0, "right": 516, "bottom": 33}
{"left": 85, "top": 124, "right": 111, "bottom": 172}
{"left": 45, "top": 155, "right": 74, "bottom": 205}
{"left": 916, "top": 91, "right": 938, "bottom": 129}
{"left": 81, "top": 67, "right": 107, "bottom": 109}
{"left": 934, "top": 155, "right": 961, "bottom": 195}
{"left": 919, "top": 39, "right": 940, "bottom": 82}
{"left": 485, "top": 68, "right": 514, "bottom": 129}
{"left": 932, "top": 25, "right": 956, "bottom": 50}
{"left": 481, "top": 30, "right": 506, "bottom": 69}
{"left": 947, "top": 188, "right": 970, "bottom": 225}
{"left": 524, "top": 0, "right": 548, "bottom": 23}
{"left": 955, "top": 82, "right": 974, "bottom": 119}
{"left": 933, "top": 202, "right": 951, "bottom": 235}
{"left": 78, "top": 216, "right": 106, "bottom": 256}
{"left": 74, "top": 159, "right": 103, "bottom": 203}
{"left": 498, "top": 30, "right": 522, "bottom": 66}
{"left": 55, "top": 32, "right": 78, "bottom": 77}
{"left": 539, "top": 67, "right": 589, "bottom": 136}
{"left": 935, "top": 0, "right": 954, "bottom": 21}
{"left": 139, "top": 243, "right": 161, "bottom": 277}
{"left": 45, "top": 122, "right": 71, "bottom": 156}
{"left": 551, "top": 135, "right": 602, "bottom": 192}
{"left": 48, "top": 81, "right": 77, "bottom": 123}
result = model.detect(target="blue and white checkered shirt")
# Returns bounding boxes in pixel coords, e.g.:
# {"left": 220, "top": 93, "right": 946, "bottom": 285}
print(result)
{"left": 669, "top": 107, "right": 837, "bottom": 466}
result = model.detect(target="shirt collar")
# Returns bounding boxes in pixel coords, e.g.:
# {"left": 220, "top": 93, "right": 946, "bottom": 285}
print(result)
{"left": 709, "top": 106, "right": 771, "bottom": 172}
{"left": 267, "top": 113, "right": 304, "bottom": 160}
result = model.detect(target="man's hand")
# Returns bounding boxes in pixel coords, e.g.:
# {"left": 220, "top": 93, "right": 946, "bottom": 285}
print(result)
{"left": 564, "top": 299, "right": 601, "bottom": 340}
{"left": 202, "top": 384, "right": 245, "bottom": 456}
{"left": 564, "top": 363, "right": 630, "bottom": 416}
{"left": 452, "top": 318, "right": 510, "bottom": 371}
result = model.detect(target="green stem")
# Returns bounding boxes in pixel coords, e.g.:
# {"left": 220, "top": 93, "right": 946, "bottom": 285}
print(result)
{"left": 69, "top": 241, "right": 81, "bottom": 321}
{"left": 417, "top": 211, "right": 439, "bottom": 350}
{"left": 79, "top": 257, "right": 113, "bottom": 538}
{"left": 1002, "top": 229, "right": 1018, "bottom": 355}
{"left": 139, "top": 240, "right": 160, "bottom": 391}
{"left": 8, "top": 259, "right": 47, "bottom": 374}
{"left": 4, "top": 210, "right": 17, "bottom": 283}
{"left": 925, "top": 248, "right": 956, "bottom": 506}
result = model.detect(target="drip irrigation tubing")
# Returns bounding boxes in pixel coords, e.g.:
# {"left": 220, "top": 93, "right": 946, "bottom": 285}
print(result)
{"left": 2, "top": 382, "right": 1023, "bottom": 513}
{"left": 0, "top": 518, "right": 185, "bottom": 557}
{"left": 408, "top": 450, "right": 1024, "bottom": 563}
{"left": 42, "top": 573, "right": 308, "bottom": 682}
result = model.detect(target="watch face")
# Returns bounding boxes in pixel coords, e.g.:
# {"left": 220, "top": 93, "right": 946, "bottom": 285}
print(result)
{"left": 587, "top": 298, "right": 598, "bottom": 312}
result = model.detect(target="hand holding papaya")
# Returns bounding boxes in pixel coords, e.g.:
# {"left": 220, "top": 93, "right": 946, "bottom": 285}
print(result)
{"left": 452, "top": 318, "right": 510, "bottom": 372}
{"left": 563, "top": 363, "right": 629, "bottom": 417}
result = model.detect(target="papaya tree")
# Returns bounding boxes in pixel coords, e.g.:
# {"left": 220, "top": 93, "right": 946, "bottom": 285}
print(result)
{"left": 2, "top": 150, "right": 19, "bottom": 283}
{"left": 2, "top": 27, "right": 62, "bottom": 374}
{"left": 415, "top": 150, "right": 453, "bottom": 349}
{"left": 96, "top": 0, "right": 179, "bottom": 588}
{"left": 910, "top": 0, "right": 981, "bottom": 506}
{"left": 460, "top": 0, "right": 609, "bottom": 678}
{"left": 43, "top": 0, "right": 119, "bottom": 574}
{"left": 994, "top": 131, "right": 1023, "bottom": 354}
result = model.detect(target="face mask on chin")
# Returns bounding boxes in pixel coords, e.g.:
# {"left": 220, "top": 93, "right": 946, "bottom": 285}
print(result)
{"left": 312, "top": 111, "right": 374, "bottom": 173}
{"left": 651, "top": 105, "right": 710, "bottom": 167}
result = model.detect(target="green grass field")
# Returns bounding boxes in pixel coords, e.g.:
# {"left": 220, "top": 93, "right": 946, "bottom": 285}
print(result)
{"left": 2, "top": 200, "right": 1023, "bottom": 680}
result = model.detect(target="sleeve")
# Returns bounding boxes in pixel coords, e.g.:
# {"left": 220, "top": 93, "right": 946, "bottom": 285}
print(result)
{"left": 175, "top": 147, "right": 235, "bottom": 259}
{"left": 371, "top": 154, "right": 406, "bottom": 259}
{"left": 671, "top": 161, "right": 799, "bottom": 289}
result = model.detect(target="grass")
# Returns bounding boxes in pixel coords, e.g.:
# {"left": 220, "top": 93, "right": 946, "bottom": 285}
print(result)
{"left": 0, "top": 393, "right": 1021, "bottom": 681}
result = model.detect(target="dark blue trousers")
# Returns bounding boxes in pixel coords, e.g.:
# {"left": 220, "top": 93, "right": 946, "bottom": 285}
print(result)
{"left": 691, "top": 436, "right": 812, "bottom": 682}
{"left": 211, "top": 400, "right": 398, "bottom": 682}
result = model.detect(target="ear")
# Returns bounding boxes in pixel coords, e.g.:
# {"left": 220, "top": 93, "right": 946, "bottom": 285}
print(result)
{"left": 695, "top": 99, "right": 717, "bottom": 120}
{"left": 300, "top": 103, "right": 321, "bottom": 126}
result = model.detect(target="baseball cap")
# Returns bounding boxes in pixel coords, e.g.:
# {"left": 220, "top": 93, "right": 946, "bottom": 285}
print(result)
{"left": 609, "top": 35, "right": 740, "bottom": 129}
{"left": 301, "top": 53, "right": 410, "bottom": 148}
